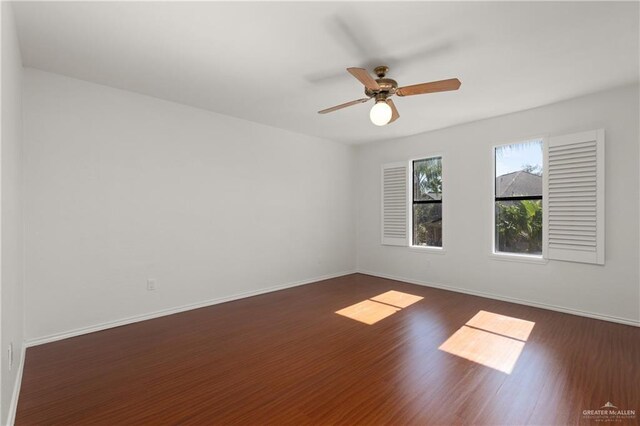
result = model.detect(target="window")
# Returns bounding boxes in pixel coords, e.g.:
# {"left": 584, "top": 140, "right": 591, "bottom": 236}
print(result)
{"left": 412, "top": 157, "right": 442, "bottom": 247}
{"left": 494, "top": 140, "right": 543, "bottom": 255}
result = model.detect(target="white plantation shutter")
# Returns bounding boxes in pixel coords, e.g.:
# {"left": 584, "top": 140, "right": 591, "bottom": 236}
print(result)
{"left": 382, "top": 162, "right": 409, "bottom": 246}
{"left": 544, "top": 129, "right": 604, "bottom": 264}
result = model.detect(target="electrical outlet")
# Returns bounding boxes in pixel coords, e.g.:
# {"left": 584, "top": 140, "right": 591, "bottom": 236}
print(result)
{"left": 7, "top": 343, "right": 13, "bottom": 371}
{"left": 147, "top": 279, "right": 156, "bottom": 291}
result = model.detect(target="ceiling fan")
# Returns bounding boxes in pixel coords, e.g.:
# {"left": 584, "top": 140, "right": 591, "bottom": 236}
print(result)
{"left": 318, "top": 66, "right": 461, "bottom": 126}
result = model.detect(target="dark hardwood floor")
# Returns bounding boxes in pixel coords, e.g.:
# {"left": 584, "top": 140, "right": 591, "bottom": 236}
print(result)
{"left": 16, "top": 273, "right": 640, "bottom": 425}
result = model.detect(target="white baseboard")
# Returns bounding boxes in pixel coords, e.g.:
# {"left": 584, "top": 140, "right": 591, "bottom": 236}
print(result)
{"left": 6, "top": 344, "right": 26, "bottom": 426}
{"left": 25, "top": 270, "right": 356, "bottom": 348}
{"left": 358, "top": 270, "right": 640, "bottom": 327}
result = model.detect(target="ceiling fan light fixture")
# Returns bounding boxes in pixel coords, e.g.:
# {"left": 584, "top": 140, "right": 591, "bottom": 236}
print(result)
{"left": 370, "top": 100, "right": 392, "bottom": 126}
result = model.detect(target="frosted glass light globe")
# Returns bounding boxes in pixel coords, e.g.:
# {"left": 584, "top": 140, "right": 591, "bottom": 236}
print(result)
{"left": 369, "top": 100, "right": 392, "bottom": 126}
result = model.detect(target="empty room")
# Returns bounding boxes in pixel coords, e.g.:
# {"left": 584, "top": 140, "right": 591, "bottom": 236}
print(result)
{"left": 1, "top": 1, "right": 639, "bottom": 425}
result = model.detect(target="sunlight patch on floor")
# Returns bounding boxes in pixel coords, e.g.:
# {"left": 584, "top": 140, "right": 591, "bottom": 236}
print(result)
{"left": 371, "top": 290, "right": 424, "bottom": 308}
{"left": 438, "top": 311, "right": 535, "bottom": 374}
{"left": 335, "top": 291, "right": 424, "bottom": 325}
{"left": 335, "top": 300, "right": 400, "bottom": 325}
{"left": 466, "top": 310, "right": 535, "bottom": 341}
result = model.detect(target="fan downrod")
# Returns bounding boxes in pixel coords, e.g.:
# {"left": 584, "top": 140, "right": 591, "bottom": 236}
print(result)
{"left": 374, "top": 66, "right": 389, "bottom": 78}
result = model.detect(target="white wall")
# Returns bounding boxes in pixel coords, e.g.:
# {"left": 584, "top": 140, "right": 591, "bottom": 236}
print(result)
{"left": 17, "top": 64, "right": 640, "bottom": 347}
{"left": 23, "top": 68, "right": 356, "bottom": 342}
{"left": 0, "top": 2, "right": 24, "bottom": 424}
{"left": 356, "top": 84, "right": 640, "bottom": 325}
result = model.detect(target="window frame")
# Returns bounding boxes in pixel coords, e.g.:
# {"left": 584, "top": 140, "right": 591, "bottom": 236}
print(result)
{"left": 491, "top": 137, "right": 547, "bottom": 260}
{"left": 410, "top": 154, "right": 445, "bottom": 251}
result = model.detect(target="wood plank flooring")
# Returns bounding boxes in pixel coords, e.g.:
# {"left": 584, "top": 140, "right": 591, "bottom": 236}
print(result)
{"left": 15, "top": 273, "right": 640, "bottom": 425}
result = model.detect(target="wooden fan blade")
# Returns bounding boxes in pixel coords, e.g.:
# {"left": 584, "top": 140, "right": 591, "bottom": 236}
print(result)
{"left": 388, "top": 99, "right": 400, "bottom": 123}
{"left": 396, "top": 78, "right": 461, "bottom": 97}
{"left": 347, "top": 67, "right": 381, "bottom": 91}
{"left": 318, "top": 97, "right": 371, "bottom": 114}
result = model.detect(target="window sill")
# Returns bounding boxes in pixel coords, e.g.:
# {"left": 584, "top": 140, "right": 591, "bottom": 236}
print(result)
{"left": 409, "top": 246, "right": 446, "bottom": 255}
{"left": 489, "top": 253, "right": 548, "bottom": 265}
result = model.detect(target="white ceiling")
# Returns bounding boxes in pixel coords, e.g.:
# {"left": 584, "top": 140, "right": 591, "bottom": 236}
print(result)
{"left": 13, "top": 1, "right": 639, "bottom": 144}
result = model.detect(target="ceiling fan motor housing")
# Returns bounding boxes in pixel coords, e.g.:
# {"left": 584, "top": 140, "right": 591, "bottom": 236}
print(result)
{"left": 365, "top": 79, "right": 398, "bottom": 98}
